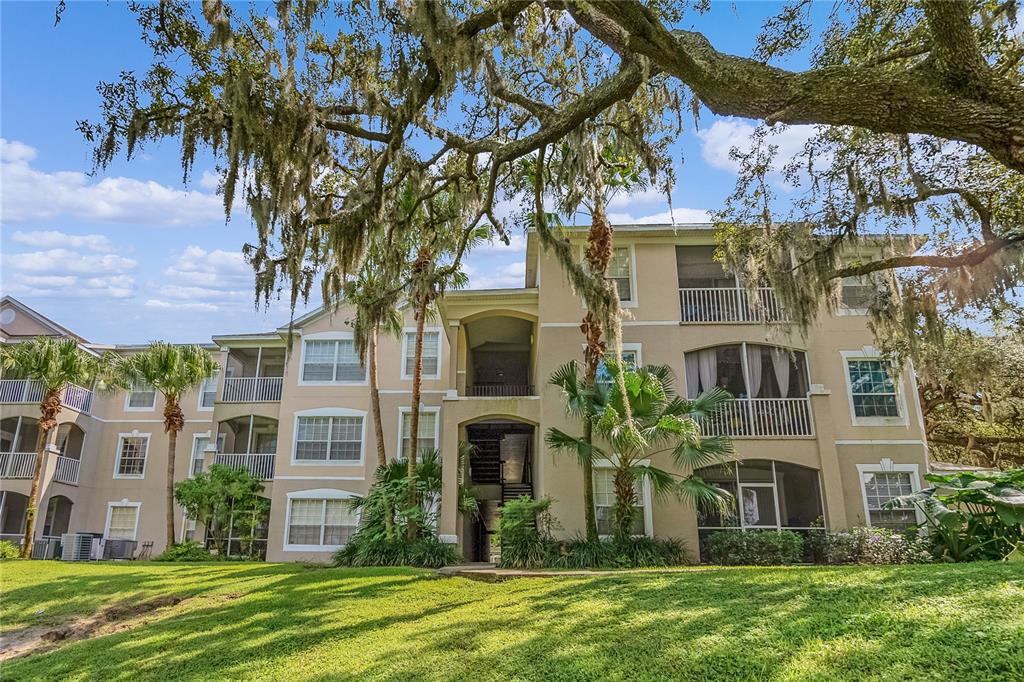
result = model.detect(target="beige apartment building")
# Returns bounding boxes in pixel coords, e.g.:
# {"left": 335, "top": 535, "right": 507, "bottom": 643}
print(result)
{"left": 0, "top": 225, "right": 931, "bottom": 562}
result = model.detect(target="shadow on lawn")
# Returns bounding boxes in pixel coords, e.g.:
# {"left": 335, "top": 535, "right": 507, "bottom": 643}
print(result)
{"left": 4, "top": 564, "right": 1022, "bottom": 681}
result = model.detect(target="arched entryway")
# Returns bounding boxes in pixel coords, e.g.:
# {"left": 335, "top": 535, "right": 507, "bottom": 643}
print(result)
{"left": 42, "top": 495, "right": 73, "bottom": 538}
{"left": 694, "top": 459, "right": 825, "bottom": 560}
{"left": 462, "top": 417, "right": 537, "bottom": 562}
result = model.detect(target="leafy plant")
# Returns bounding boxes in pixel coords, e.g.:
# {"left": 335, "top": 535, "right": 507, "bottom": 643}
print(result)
{"left": 822, "top": 527, "right": 931, "bottom": 565}
{"left": 550, "top": 535, "right": 688, "bottom": 569}
{"left": 705, "top": 530, "right": 804, "bottom": 566}
{"left": 333, "top": 535, "right": 458, "bottom": 569}
{"left": 888, "top": 468, "right": 1024, "bottom": 561}
{"left": 173, "top": 464, "right": 268, "bottom": 558}
{"left": 0, "top": 540, "right": 20, "bottom": 560}
{"left": 153, "top": 541, "right": 218, "bottom": 562}
{"left": 497, "top": 496, "right": 558, "bottom": 569}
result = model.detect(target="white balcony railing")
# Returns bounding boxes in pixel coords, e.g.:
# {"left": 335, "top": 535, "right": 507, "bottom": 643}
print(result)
{"left": 221, "top": 377, "right": 284, "bottom": 403}
{"left": 62, "top": 384, "right": 93, "bottom": 413}
{"left": 214, "top": 453, "right": 276, "bottom": 480}
{"left": 0, "top": 452, "right": 37, "bottom": 479}
{"left": 679, "top": 287, "right": 787, "bottom": 323}
{"left": 704, "top": 398, "right": 814, "bottom": 437}
{"left": 53, "top": 455, "right": 81, "bottom": 485}
{"left": 0, "top": 379, "right": 93, "bottom": 413}
{"left": 0, "top": 379, "right": 44, "bottom": 404}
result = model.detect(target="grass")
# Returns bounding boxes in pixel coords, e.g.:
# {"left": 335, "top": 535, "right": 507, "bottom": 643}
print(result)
{"left": 1, "top": 561, "right": 1021, "bottom": 681}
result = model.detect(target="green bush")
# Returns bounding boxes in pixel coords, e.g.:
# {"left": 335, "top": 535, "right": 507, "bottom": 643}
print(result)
{"left": 705, "top": 530, "right": 804, "bottom": 565}
{"left": 497, "top": 496, "right": 557, "bottom": 569}
{"left": 551, "top": 535, "right": 689, "bottom": 569}
{"left": 153, "top": 541, "right": 218, "bottom": 562}
{"left": 0, "top": 539, "right": 20, "bottom": 560}
{"left": 824, "top": 527, "right": 931, "bottom": 565}
{"left": 333, "top": 535, "right": 458, "bottom": 568}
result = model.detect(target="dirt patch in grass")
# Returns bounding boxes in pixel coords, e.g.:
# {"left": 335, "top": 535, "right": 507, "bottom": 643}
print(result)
{"left": 0, "top": 595, "right": 186, "bottom": 661}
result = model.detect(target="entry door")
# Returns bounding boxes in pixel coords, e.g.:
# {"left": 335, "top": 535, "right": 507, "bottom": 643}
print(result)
{"left": 738, "top": 483, "right": 780, "bottom": 529}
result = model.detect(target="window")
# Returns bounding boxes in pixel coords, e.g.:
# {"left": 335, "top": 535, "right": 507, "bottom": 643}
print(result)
{"left": 114, "top": 435, "right": 149, "bottom": 478}
{"left": 839, "top": 276, "right": 874, "bottom": 310}
{"left": 198, "top": 374, "right": 217, "bottom": 409}
{"left": 607, "top": 247, "right": 633, "bottom": 302}
{"left": 191, "top": 436, "right": 210, "bottom": 476}
{"left": 595, "top": 347, "right": 639, "bottom": 388}
{"left": 286, "top": 497, "right": 358, "bottom": 548}
{"left": 126, "top": 380, "right": 156, "bottom": 410}
{"left": 847, "top": 358, "right": 900, "bottom": 418}
{"left": 862, "top": 470, "right": 918, "bottom": 529}
{"left": 105, "top": 504, "right": 139, "bottom": 540}
{"left": 301, "top": 339, "right": 365, "bottom": 383}
{"left": 294, "top": 415, "right": 363, "bottom": 462}
{"left": 593, "top": 468, "right": 647, "bottom": 536}
{"left": 403, "top": 331, "right": 441, "bottom": 378}
{"left": 399, "top": 409, "right": 439, "bottom": 459}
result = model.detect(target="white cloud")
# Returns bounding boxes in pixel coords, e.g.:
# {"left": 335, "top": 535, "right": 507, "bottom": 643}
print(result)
{"left": 0, "top": 138, "right": 226, "bottom": 225}
{"left": 466, "top": 261, "right": 526, "bottom": 290}
{"left": 474, "top": 233, "right": 528, "bottom": 255}
{"left": 143, "top": 299, "right": 220, "bottom": 312}
{"left": 145, "top": 245, "right": 254, "bottom": 311}
{"left": 10, "top": 230, "right": 115, "bottom": 252}
{"left": 607, "top": 207, "right": 711, "bottom": 224}
{"left": 696, "top": 119, "right": 816, "bottom": 175}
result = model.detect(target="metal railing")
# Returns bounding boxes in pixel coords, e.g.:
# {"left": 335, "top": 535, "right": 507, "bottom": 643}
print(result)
{"left": 221, "top": 376, "right": 284, "bottom": 403}
{"left": 467, "top": 384, "right": 535, "bottom": 397}
{"left": 679, "top": 287, "right": 787, "bottom": 323}
{"left": 0, "top": 379, "right": 93, "bottom": 413}
{"left": 703, "top": 398, "right": 813, "bottom": 437}
{"left": 214, "top": 453, "right": 275, "bottom": 480}
{"left": 0, "top": 451, "right": 37, "bottom": 479}
{"left": 53, "top": 455, "right": 81, "bottom": 485}
{"left": 0, "top": 379, "right": 44, "bottom": 404}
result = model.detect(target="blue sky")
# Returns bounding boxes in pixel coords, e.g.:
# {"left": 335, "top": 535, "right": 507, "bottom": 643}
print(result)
{"left": 0, "top": 2, "right": 819, "bottom": 344}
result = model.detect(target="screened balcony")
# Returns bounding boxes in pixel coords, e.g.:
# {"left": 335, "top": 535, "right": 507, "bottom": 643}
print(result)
{"left": 684, "top": 344, "right": 813, "bottom": 437}
{"left": 214, "top": 415, "right": 278, "bottom": 480}
{"left": 221, "top": 348, "right": 285, "bottom": 402}
{"left": 0, "top": 416, "right": 39, "bottom": 479}
{"left": 0, "top": 377, "right": 93, "bottom": 413}
{"left": 464, "top": 316, "right": 535, "bottom": 397}
{"left": 676, "top": 246, "right": 786, "bottom": 323}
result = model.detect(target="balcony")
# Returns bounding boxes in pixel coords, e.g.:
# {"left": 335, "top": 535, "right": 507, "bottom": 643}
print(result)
{"left": 0, "top": 380, "right": 94, "bottom": 413}
{"left": 222, "top": 376, "right": 284, "bottom": 403}
{"left": 213, "top": 453, "right": 276, "bottom": 480}
{"left": 703, "top": 398, "right": 814, "bottom": 437}
{"left": 0, "top": 452, "right": 36, "bottom": 479}
{"left": 53, "top": 455, "right": 80, "bottom": 485}
{"left": 678, "top": 287, "right": 787, "bottom": 323}
{"left": 467, "top": 384, "right": 534, "bottom": 397}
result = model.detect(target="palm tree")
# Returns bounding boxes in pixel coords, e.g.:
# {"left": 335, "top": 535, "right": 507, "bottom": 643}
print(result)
{"left": 0, "top": 337, "right": 97, "bottom": 558}
{"left": 106, "top": 342, "right": 217, "bottom": 548}
{"left": 547, "top": 360, "right": 735, "bottom": 540}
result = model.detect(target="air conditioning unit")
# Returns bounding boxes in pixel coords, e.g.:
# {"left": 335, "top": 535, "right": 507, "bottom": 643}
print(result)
{"left": 103, "top": 539, "right": 138, "bottom": 560}
{"left": 32, "top": 538, "right": 62, "bottom": 560}
{"left": 61, "top": 533, "right": 97, "bottom": 561}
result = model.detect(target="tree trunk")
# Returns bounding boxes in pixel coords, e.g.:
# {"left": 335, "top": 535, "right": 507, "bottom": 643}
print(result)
{"left": 612, "top": 465, "right": 639, "bottom": 542}
{"left": 406, "top": 297, "right": 428, "bottom": 540}
{"left": 21, "top": 390, "right": 61, "bottom": 558}
{"left": 368, "top": 327, "right": 387, "bottom": 468}
{"left": 164, "top": 399, "right": 185, "bottom": 550}
{"left": 581, "top": 352, "right": 600, "bottom": 542}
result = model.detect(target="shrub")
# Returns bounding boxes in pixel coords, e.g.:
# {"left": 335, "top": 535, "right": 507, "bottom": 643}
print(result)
{"left": 824, "top": 527, "right": 931, "bottom": 565}
{"left": 552, "top": 535, "right": 689, "bottom": 569}
{"left": 705, "top": 530, "right": 804, "bottom": 565}
{"left": 333, "top": 535, "right": 458, "bottom": 568}
{"left": 153, "top": 541, "right": 218, "bottom": 562}
{"left": 498, "top": 496, "right": 558, "bottom": 569}
{"left": 0, "top": 540, "right": 20, "bottom": 560}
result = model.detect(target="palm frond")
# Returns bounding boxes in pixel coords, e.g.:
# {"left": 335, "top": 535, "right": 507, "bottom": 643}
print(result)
{"left": 545, "top": 427, "right": 605, "bottom": 466}
{"left": 678, "top": 474, "right": 735, "bottom": 516}
{"left": 629, "top": 463, "right": 677, "bottom": 500}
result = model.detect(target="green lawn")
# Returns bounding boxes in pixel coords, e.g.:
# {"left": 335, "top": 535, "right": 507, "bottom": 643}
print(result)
{"left": 1, "top": 561, "right": 1021, "bottom": 681}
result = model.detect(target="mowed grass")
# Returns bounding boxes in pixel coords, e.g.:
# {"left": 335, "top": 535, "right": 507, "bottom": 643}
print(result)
{"left": 1, "top": 561, "right": 1022, "bottom": 681}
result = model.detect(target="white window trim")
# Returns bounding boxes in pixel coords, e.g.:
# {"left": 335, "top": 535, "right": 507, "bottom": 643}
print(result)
{"left": 593, "top": 458, "right": 654, "bottom": 538}
{"left": 298, "top": 331, "right": 369, "bottom": 386}
{"left": 123, "top": 382, "right": 157, "bottom": 412}
{"left": 112, "top": 432, "right": 151, "bottom": 480}
{"left": 282, "top": 488, "right": 360, "bottom": 552}
{"left": 290, "top": 407, "right": 367, "bottom": 466}
{"left": 103, "top": 500, "right": 141, "bottom": 541}
{"left": 840, "top": 349, "right": 909, "bottom": 427}
{"left": 395, "top": 406, "right": 441, "bottom": 460}
{"left": 856, "top": 461, "right": 924, "bottom": 527}
{"left": 577, "top": 243, "right": 638, "bottom": 309}
{"left": 197, "top": 372, "right": 218, "bottom": 411}
{"left": 400, "top": 327, "right": 444, "bottom": 380}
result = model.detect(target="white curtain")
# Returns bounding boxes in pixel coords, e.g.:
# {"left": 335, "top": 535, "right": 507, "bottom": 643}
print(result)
{"left": 698, "top": 349, "right": 718, "bottom": 395}
{"left": 770, "top": 347, "right": 791, "bottom": 398}
{"left": 745, "top": 344, "right": 763, "bottom": 398}
{"left": 684, "top": 354, "right": 700, "bottom": 398}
